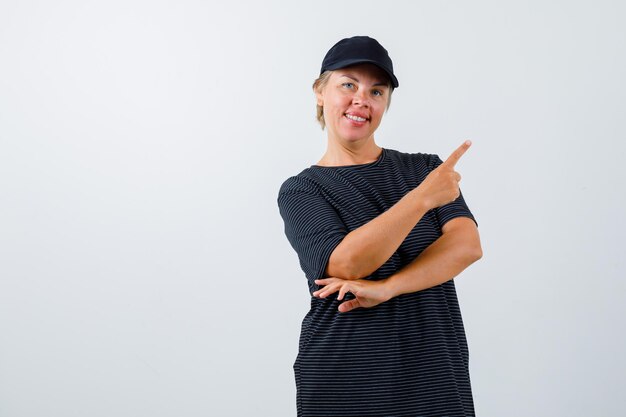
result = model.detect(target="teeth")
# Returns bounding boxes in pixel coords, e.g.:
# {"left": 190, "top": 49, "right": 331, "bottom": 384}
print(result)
{"left": 346, "top": 114, "right": 367, "bottom": 122}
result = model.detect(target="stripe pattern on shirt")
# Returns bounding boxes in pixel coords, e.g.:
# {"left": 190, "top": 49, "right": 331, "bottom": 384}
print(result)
{"left": 277, "top": 148, "right": 478, "bottom": 417}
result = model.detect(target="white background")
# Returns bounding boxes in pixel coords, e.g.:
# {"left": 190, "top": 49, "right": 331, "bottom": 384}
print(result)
{"left": 1, "top": 1, "right": 624, "bottom": 416}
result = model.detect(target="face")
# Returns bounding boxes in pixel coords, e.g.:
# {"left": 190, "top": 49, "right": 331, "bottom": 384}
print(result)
{"left": 316, "top": 63, "right": 391, "bottom": 145}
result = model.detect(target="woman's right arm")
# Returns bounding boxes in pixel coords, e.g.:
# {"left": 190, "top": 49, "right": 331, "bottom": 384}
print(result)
{"left": 326, "top": 140, "right": 471, "bottom": 280}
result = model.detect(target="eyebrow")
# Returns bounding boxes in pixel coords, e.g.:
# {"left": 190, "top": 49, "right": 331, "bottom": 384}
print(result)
{"left": 339, "top": 74, "right": 389, "bottom": 87}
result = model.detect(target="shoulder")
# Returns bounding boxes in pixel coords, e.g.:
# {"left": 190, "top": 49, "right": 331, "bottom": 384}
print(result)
{"left": 277, "top": 171, "right": 319, "bottom": 198}
{"left": 385, "top": 147, "right": 441, "bottom": 171}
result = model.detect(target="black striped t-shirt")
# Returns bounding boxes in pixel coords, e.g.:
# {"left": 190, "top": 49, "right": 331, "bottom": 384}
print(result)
{"left": 277, "top": 147, "right": 478, "bottom": 417}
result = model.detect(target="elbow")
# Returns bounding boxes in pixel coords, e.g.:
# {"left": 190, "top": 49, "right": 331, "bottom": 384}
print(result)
{"left": 467, "top": 229, "right": 483, "bottom": 263}
{"left": 327, "top": 251, "right": 365, "bottom": 280}
{"left": 468, "top": 243, "right": 483, "bottom": 263}
{"left": 458, "top": 234, "right": 482, "bottom": 265}
{"left": 342, "top": 268, "right": 363, "bottom": 281}
{"left": 336, "top": 256, "right": 363, "bottom": 280}
{"left": 342, "top": 251, "right": 372, "bottom": 280}
{"left": 327, "top": 251, "right": 359, "bottom": 280}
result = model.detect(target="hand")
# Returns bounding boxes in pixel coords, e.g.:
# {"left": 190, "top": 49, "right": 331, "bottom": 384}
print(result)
{"left": 313, "top": 277, "right": 392, "bottom": 313}
{"left": 418, "top": 140, "right": 472, "bottom": 210}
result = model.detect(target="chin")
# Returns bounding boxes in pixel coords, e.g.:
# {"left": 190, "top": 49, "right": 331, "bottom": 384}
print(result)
{"left": 341, "top": 132, "right": 372, "bottom": 142}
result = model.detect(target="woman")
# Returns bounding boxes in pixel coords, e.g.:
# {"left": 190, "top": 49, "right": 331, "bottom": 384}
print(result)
{"left": 277, "top": 36, "right": 483, "bottom": 417}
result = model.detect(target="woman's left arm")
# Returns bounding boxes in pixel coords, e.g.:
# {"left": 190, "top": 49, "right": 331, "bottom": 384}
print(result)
{"left": 313, "top": 217, "right": 482, "bottom": 312}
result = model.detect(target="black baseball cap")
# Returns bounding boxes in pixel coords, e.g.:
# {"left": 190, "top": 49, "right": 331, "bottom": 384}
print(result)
{"left": 320, "top": 36, "right": 399, "bottom": 89}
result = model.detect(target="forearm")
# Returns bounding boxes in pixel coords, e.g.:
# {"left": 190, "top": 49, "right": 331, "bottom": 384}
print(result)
{"left": 326, "top": 187, "right": 430, "bottom": 280}
{"left": 384, "top": 224, "right": 482, "bottom": 297}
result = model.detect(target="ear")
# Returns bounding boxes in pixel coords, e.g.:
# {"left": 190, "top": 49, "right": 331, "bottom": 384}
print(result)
{"left": 315, "top": 88, "right": 324, "bottom": 107}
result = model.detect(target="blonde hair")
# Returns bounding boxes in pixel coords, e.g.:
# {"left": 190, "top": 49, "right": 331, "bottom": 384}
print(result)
{"left": 312, "top": 70, "right": 394, "bottom": 130}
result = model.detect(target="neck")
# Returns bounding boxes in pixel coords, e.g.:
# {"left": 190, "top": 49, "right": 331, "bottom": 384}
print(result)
{"left": 317, "top": 139, "right": 382, "bottom": 167}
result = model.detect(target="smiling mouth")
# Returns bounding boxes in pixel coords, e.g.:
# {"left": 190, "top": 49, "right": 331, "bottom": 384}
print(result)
{"left": 345, "top": 113, "right": 369, "bottom": 122}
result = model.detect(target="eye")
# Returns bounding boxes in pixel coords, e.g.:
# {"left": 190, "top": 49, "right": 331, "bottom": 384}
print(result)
{"left": 372, "top": 89, "right": 384, "bottom": 97}
{"left": 341, "top": 82, "right": 355, "bottom": 89}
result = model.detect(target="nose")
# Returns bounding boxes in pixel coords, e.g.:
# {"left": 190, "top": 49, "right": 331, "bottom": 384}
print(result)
{"left": 352, "top": 89, "right": 369, "bottom": 107}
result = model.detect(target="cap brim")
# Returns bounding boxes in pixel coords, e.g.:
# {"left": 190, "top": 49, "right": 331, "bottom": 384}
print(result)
{"left": 323, "top": 58, "right": 399, "bottom": 88}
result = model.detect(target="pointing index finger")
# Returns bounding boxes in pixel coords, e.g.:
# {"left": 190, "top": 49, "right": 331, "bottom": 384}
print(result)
{"left": 443, "top": 140, "right": 472, "bottom": 168}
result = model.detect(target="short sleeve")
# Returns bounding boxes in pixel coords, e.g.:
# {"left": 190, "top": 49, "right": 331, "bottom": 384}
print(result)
{"left": 427, "top": 154, "right": 478, "bottom": 229}
{"left": 277, "top": 177, "right": 348, "bottom": 283}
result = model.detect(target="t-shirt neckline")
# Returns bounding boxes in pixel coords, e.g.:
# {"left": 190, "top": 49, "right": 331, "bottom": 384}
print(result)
{"left": 310, "top": 148, "right": 386, "bottom": 169}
